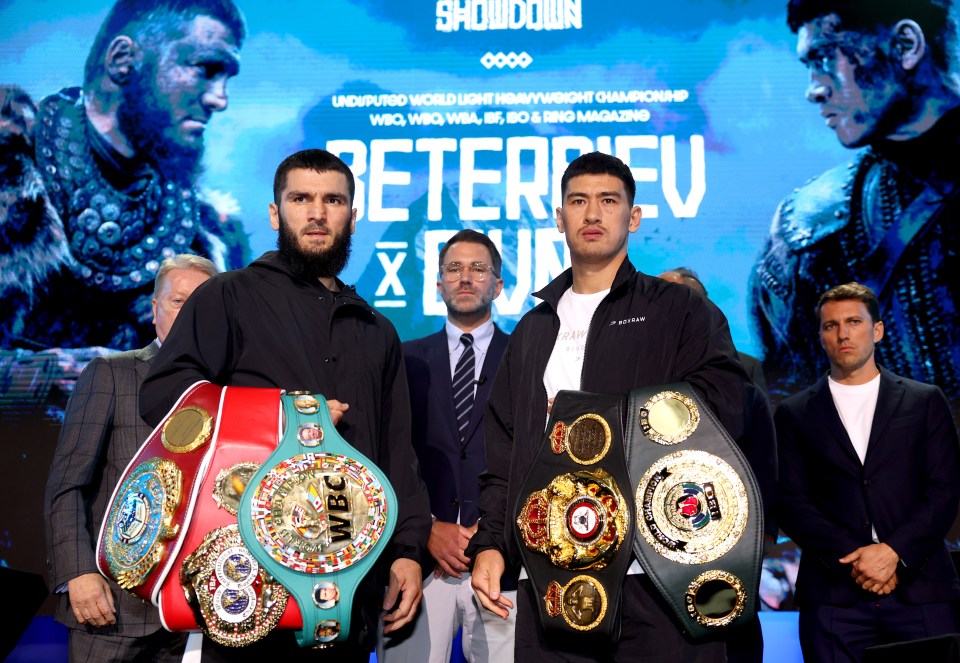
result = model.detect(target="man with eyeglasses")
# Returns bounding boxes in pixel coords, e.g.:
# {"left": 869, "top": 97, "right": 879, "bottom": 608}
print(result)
{"left": 380, "top": 229, "right": 514, "bottom": 663}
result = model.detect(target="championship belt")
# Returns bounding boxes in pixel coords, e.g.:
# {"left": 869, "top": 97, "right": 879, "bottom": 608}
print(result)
{"left": 237, "top": 392, "right": 397, "bottom": 648}
{"left": 160, "top": 386, "right": 297, "bottom": 646}
{"left": 97, "top": 382, "right": 223, "bottom": 603}
{"left": 626, "top": 383, "right": 763, "bottom": 640}
{"left": 513, "top": 392, "right": 633, "bottom": 640}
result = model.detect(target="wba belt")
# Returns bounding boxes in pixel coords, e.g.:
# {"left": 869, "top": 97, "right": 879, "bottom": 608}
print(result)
{"left": 626, "top": 383, "right": 763, "bottom": 640}
{"left": 513, "top": 392, "right": 634, "bottom": 641}
{"left": 237, "top": 391, "right": 398, "bottom": 648}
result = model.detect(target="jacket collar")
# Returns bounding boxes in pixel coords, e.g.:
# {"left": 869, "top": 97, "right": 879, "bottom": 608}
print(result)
{"left": 252, "top": 250, "right": 368, "bottom": 307}
{"left": 806, "top": 365, "right": 903, "bottom": 465}
{"left": 533, "top": 257, "right": 637, "bottom": 309}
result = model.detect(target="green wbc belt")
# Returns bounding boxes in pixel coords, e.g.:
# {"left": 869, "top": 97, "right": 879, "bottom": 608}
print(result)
{"left": 626, "top": 383, "right": 763, "bottom": 640}
{"left": 237, "top": 391, "right": 398, "bottom": 648}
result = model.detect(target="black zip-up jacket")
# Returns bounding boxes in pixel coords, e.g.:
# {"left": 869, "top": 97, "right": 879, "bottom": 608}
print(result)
{"left": 467, "top": 258, "right": 749, "bottom": 567}
{"left": 140, "top": 252, "right": 431, "bottom": 644}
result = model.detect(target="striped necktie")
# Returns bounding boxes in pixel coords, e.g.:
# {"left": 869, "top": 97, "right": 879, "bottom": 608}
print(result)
{"left": 452, "top": 333, "right": 476, "bottom": 442}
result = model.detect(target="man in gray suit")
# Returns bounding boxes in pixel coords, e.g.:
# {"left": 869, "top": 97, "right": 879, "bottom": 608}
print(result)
{"left": 44, "top": 254, "right": 216, "bottom": 661}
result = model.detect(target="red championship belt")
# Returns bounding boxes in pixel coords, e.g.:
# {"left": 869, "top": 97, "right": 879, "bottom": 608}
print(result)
{"left": 158, "top": 386, "right": 304, "bottom": 646}
{"left": 96, "top": 381, "right": 224, "bottom": 604}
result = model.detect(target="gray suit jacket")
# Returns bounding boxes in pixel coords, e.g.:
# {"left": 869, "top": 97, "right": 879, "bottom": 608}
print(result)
{"left": 44, "top": 343, "right": 163, "bottom": 635}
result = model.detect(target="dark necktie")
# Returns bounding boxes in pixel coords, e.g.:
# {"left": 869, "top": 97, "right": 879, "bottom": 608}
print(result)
{"left": 452, "top": 333, "right": 476, "bottom": 442}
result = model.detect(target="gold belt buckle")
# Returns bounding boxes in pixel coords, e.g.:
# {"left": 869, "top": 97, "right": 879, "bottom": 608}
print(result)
{"left": 181, "top": 525, "right": 289, "bottom": 646}
{"left": 517, "top": 468, "right": 628, "bottom": 571}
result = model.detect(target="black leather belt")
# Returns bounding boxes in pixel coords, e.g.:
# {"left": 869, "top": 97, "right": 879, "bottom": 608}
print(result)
{"left": 513, "top": 391, "right": 634, "bottom": 641}
{"left": 625, "top": 383, "right": 763, "bottom": 640}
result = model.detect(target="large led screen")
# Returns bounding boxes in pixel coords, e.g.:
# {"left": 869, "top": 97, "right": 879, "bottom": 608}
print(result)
{"left": 2, "top": 0, "right": 957, "bottom": 616}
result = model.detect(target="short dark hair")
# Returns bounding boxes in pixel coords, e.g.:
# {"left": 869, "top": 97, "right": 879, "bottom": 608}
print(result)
{"left": 560, "top": 151, "right": 637, "bottom": 206}
{"left": 84, "top": 0, "right": 247, "bottom": 87}
{"left": 663, "top": 266, "right": 708, "bottom": 297}
{"left": 273, "top": 149, "right": 356, "bottom": 206}
{"left": 817, "top": 282, "right": 882, "bottom": 324}
{"left": 786, "top": 0, "right": 954, "bottom": 72}
{"left": 438, "top": 229, "right": 503, "bottom": 277}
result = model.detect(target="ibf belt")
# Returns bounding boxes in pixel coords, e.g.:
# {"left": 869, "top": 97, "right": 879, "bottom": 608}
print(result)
{"left": 97, "top": 382, "right": 223, "bottom": 604}
{"left": 237, "top": 392, "right": 397, "bottom": 648}
{"left": 159, "top": 386, "right": 300, "bottom": 646}
{"left": 625, "top": 384, "right": 763, "bottom": 640}
{"left": 514, "top": 392, "right": 633, "bottom": 640}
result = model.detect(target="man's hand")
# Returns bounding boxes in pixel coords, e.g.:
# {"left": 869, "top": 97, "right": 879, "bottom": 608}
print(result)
{"left": 428, "top": 520, "right": 475, "bottom": 579}
{"left": 326, "top": 399, "right": 349, "bottom": 425}
{"left": 840, "top": 542, "right": 900, "bottom": 593}
{"left": 68, "top": 573, "right": 116, "bottom": 627}
{"left": 382, "top": 558, "right": 423, "bottom": 634}
{"left": 872, "top": 573, "right": 899, "bottom": 596}
{"left": 471, "top": 549, "right": 513, "bottom": 620}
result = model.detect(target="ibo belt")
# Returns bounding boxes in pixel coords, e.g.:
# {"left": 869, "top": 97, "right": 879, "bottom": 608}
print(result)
{"left": 626, "top": 383, "right": 763, "bottom": 640}
{"left": 238, "top": 391, "right": 397, "bottom": 648}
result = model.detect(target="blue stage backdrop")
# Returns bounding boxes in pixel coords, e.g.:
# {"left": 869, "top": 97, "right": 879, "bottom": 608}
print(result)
{"left": 1, "top": 0, "right": 956, "bottom": 618}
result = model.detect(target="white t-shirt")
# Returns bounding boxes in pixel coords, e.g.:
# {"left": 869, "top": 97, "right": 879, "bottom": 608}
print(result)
{"left": 828, "top": 373, "right": 881, "bottom": 464}
{"left": 537, "top": 286, "right": 644, "bottom": 575}
{"left": 543, "top": 287, "right": 609, "bottom": 400}
{"left": 828, "top": 372, "right": 881, "bottom": 541}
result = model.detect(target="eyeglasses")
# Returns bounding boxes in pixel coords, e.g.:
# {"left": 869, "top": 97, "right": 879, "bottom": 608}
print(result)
{"left": 440, "top": 262, "right": 497, "bottom": 282}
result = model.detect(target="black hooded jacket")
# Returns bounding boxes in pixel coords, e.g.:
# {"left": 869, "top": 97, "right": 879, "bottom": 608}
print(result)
{"left": 467, "top": 258, "right": 750, "bottom": 567}
{"left": 141, "top": 250, "right": 431, "bottom": 567}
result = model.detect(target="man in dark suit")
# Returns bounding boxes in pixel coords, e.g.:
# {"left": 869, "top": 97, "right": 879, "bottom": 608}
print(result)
{"left": 380, "top": 229, "right": 513, "bottom": 663}
{"left": 776, "top": 282, "right": 960, "bottom": 662}
{"left": 44, "top": 254, "right": 216, "bottom": 662}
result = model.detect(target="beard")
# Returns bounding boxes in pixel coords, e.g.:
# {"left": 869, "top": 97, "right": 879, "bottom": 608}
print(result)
{"left": 276, "top": 211, "right": 353, "bottom": 283}
{"left": 117, "top": 65, "right": 203, "bottom": 185}
{"left": 441, "top": 286, "right": 495, "bottom": 317}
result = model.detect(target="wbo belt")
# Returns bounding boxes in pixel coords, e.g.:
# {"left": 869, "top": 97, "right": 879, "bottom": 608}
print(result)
{"left": 513, "top": 392, "right": 634, "bottom": 641}
{"left": 237, "top": 391, "right": 398, "bottom": 648}
{"left": 626, "top": 383, "right": 763, "bottom": 640}
{"left": 97, "top": 381, "right": 223, "bottom": 605}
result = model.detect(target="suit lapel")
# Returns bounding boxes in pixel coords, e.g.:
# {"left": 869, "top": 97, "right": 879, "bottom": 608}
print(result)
{"left": 863, "top": 368, "right": 904, "bottom": 466}
{"left": 425, "top": 331, "right": 460, "bottom": 442}
{"left": 462, "top": 326, "right": 507, "bottom": 443}
{"left": 809, "top": 377, "right": 863, "bottom": 466}
{"left": 134, "top": 341, "right": 159, "bottom": 382}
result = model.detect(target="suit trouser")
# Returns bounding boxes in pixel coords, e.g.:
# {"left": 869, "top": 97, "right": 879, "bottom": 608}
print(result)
{"left": 799, "top": 595, "right": 960, "bottom": 663}
{"left": 68, "top": 627, "right": 187, "bottom": 663}
{"left": 378, "top": 571, "right": 516, "bottom": 663}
